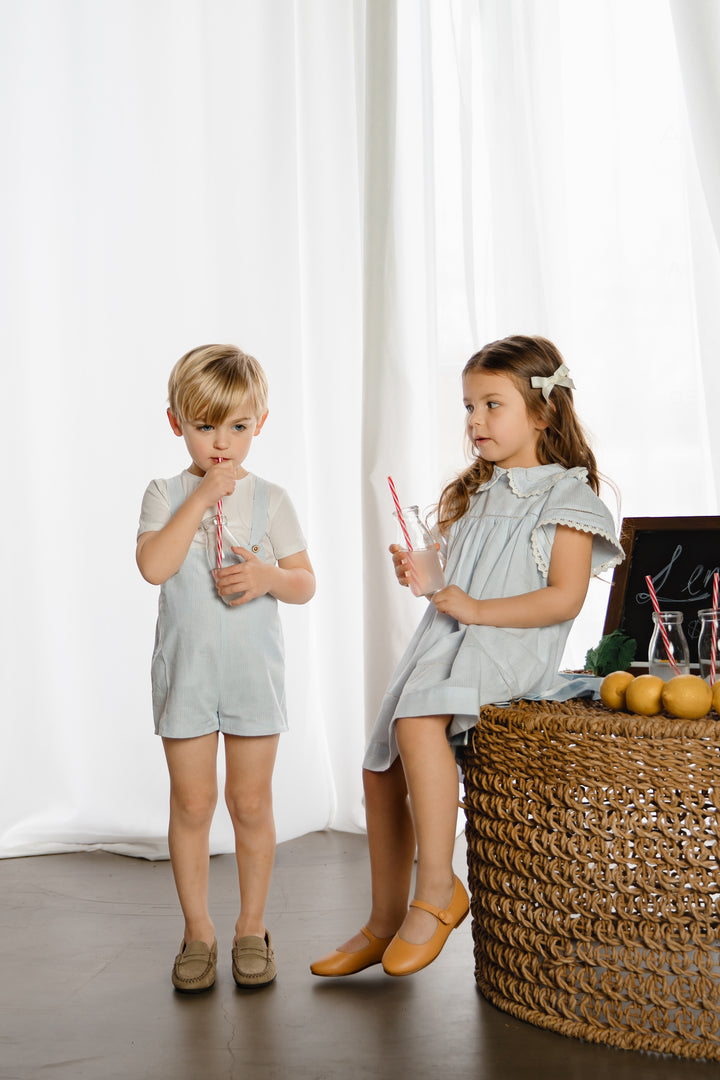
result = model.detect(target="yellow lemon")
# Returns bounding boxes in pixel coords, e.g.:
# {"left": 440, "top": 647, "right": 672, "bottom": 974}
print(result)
{"left": 600, "top": 670, "right": 635, "bottom": 710}
{"left": 625, "top": 674, "right": 665, "bottom": 716}
{"left": 712, "top": 681, "right": 720, "bottom": 716}
{"left": 662, "top": 674, "right": 712, "bottom": 720}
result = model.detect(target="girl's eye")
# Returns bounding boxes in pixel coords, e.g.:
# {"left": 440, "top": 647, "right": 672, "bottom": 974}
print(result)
{"left": 488, "top": 401, "right": 500, "bottom": 410}
{"left": 465, "top": 404, "right": 474, "bottom": 415}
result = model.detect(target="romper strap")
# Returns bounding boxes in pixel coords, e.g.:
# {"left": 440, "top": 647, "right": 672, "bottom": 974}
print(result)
{"left": 167, "top": 474, "right": 186, "bottom": 516}
{"left": 248, "top": 477, "right": 271, "bottom": 559}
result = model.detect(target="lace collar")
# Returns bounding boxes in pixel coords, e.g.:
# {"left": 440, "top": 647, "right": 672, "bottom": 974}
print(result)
{"left": 479, "top": 464, "right": 587, "bottom": 497}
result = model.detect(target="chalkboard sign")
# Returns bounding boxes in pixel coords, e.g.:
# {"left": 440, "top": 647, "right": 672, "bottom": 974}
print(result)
{"left": 603, "top": 516, "right": 720, "bottom": 666}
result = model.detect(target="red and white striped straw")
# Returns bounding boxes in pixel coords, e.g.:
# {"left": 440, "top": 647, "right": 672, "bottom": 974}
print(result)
{"left": 216, "top": 499, "right": 223, "bottom": 569}
{"left": 711, "top": 572, "right": 719, "bottom": 685}
{"left": 216, "top": 458, "right": 224, "bottom": 570}
{"left": 645, "top": 574, "right": 680, "bottom": 675}
{"left": 387, "top": 476, "right": 413, "bottom": 550}
{"left": 387, "top": 475, "right": 420, "bottom": 592}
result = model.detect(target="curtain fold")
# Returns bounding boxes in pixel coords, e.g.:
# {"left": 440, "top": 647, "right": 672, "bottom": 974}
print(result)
{"left": 361, "top": 1, "right": 458, "bottom": 738}
{"left": 1, "top": 0, "right": 718, "bottom": 859}
{"left": 669, "top": 0, "right": 720, "bottom": 506}
{"left": 669, "top": 0, "right": 720, "bottom": 247}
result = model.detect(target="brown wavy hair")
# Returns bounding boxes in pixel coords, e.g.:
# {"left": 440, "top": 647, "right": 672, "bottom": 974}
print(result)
{"left": 436, "top": 335, "right": 599, "bottom": 535}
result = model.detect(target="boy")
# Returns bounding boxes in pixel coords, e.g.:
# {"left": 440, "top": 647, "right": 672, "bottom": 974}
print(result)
{"left": 137, "top": 345, "right": 314, "bottom": 990}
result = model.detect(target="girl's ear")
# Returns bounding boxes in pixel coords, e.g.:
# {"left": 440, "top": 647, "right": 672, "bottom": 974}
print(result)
{"left": 532, "top": 402, "right": 553, "bottom": 432}
{"left": 254, "top": 411, "right": 269, "bottom": 436}
{"left": 167, "top": 409, "right": 184, "bottom": 436}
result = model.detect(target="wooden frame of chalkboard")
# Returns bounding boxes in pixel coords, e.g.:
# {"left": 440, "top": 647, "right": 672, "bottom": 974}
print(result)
{"left": 603, "top": 516, "right": 720, "bottom": 668}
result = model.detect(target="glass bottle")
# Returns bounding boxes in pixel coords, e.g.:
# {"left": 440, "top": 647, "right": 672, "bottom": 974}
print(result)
{"left": 697, "top": 608, "right": 720, "bottom": 684}
{"left": 200, "top": 512, "right": 245, "bottom": 605}
{"left": 648, "top": 611, "right": 690, "bottom": 681}
{"left": 394, "top": 506, "right": 445, "bottom": 599}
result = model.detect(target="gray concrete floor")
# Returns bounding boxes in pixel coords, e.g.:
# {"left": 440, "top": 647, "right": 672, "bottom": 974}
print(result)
{"left": 1, "top": 830, "right": 717, "bottom": 1080}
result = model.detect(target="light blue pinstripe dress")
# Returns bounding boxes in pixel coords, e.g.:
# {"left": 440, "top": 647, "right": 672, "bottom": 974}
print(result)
{"left": 363, "top": 465, "right": 624, "bottom": 771}
{"left": 151, "top": 474, "right": 287, "bottom": 739}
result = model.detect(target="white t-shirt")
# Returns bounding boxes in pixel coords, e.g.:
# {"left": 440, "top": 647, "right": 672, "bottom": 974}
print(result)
{"left": 137, "top": 470, "right": 307, "bottom": 562}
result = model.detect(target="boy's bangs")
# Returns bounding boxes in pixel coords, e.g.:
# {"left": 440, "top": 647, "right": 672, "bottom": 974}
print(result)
{"left": 181, "top": 379, "right": 259, "bottom": 427}
{"left": 169, "top": 345, "right": 268, "bottom": 425}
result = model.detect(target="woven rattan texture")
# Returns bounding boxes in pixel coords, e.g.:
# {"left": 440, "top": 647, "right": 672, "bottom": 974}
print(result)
{"left": 462, "top": 698, "right": 720, "bottom": 1060}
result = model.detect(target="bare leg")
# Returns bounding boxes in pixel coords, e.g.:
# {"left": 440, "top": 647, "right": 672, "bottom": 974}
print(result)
{"left": 224, "top": 733, "right": 280, "bottom": 940}
{"left": 394, "top": 714, "right": 459, "bottom": 944}
{"left": 163, "top": 733, "right": 219, "bottom": 947}
{"left": 337, "top": 756, "right": 416, "bottom": 952}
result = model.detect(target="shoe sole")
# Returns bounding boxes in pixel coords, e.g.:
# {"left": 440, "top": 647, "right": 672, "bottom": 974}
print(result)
{"left": 172, "top": 978, "right": 216, "bottom": 993}
{"left": 233, "top": 971, "right": 277, "bottom": 989}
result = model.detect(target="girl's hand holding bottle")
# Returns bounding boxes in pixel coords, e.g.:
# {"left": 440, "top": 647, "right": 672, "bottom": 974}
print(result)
{"left": 388, "top": 501, "right": 445, "bottom": 598}
{"left": 389, "top": 543, "right": 413, "bottom": 587}
{"left": 389, "top": 542, "right": 443, "bottom": 594}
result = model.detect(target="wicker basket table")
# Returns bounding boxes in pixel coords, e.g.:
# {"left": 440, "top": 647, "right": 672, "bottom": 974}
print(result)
{"left": 462, "top": 698, "right": 720, "bottom": 1060}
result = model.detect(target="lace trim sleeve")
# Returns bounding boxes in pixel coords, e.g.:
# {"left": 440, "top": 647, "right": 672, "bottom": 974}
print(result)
{"left": 531, "top": 514, "right": 625, "bottom": 579}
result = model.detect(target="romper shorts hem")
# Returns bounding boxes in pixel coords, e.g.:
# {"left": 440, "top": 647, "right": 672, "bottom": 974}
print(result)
{"left": 156, "top": 718, "right": 289, "bottom": 739}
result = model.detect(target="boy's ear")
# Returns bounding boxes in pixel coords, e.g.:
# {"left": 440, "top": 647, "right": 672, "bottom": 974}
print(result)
{"left": 254, "top": 411, "right": 269, "bottom": 436}
{"left": 167, "top": 409, "right": 183, "bottom": 436}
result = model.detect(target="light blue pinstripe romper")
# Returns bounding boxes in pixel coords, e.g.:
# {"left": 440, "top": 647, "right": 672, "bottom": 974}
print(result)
{"left": 151, "top": 475, "right": 287, "bottom": 739}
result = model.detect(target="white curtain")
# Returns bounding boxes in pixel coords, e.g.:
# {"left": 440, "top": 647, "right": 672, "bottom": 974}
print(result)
{"left": 669, "top": 0, "right": 720, "bottom": 498}
{"left": 1, "top": 0, "right": 717, "bottom": 859}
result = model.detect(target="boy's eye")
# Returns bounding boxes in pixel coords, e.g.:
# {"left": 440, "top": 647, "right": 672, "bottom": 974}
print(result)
{"left": 197, "top": 423, "right": 213, "bottom": 431}
{"left": 487, "top": 401, "right": 500, "bottom": 410}
{"left": 233, "top": 423, "right": 247, "bottom": 432}
{"left": 465, "top": 404, "right": 473, "bottom": 414}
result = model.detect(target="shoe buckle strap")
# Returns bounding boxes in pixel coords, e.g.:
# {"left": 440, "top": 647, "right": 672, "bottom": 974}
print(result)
{"left": 409, "top": 898, "right": 452, "bottom": 925}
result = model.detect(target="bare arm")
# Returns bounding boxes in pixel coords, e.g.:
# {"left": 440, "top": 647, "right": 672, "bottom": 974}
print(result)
{"left": 136, "top": 463, "right": 237, "bottom": 585}
{"left": 215, "top": 548, "right": 316, "bottom": 606}
{"left": 431, "top": 524, "right": 593, "bottom": 627}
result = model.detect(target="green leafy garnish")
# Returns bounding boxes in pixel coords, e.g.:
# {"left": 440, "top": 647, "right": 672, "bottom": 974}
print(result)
{"left": 584, "top": 630, "right": 637, "bottom": 677}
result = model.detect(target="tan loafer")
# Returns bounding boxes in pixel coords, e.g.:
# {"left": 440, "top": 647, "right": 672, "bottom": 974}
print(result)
{"left": 171, "top": 938, "right": 217, "bottom": 993}
{"left": 232, "top": 931, "right": 277, "bottom": 987}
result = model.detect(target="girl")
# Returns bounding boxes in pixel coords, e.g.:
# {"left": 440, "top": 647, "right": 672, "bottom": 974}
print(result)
{"left": 137, "top": 344, "right": 315, "bottom": 992}
{"left": 311, "top": 335, "right": 623, "bottom": 979}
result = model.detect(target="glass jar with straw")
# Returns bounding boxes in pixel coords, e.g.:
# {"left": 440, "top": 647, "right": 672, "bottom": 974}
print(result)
{"left": 645, "top": 575, "right": 690, "bottom": 681}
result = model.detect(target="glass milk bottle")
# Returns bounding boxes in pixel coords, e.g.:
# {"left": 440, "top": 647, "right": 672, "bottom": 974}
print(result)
{"left": 395, "top": 506, "right": 445, "bottom": 598}
{"left": 201, "top": 511, "right": 245, "bottom": 605}
{"left": 697, "top": 609, "right": 720, "bottom": 684}
{"left": 648, "top": 611, "right": 690, "bottom": 680}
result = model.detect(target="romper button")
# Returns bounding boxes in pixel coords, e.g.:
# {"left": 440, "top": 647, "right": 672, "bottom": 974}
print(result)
{"left": 252, "top": 545, "right": 260, "bottom": 553}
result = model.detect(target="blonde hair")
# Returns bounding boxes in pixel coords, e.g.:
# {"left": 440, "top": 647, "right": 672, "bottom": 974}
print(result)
{"left": 437, "top": 335, "right": 599, "bottom": 535}
{"left": 168, "top": 344, "right": 269, "bottom": 425}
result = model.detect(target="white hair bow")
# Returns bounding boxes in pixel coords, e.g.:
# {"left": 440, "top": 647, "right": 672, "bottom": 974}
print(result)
{"left": 530, "top": 363, "right": 575, "bottom": 402}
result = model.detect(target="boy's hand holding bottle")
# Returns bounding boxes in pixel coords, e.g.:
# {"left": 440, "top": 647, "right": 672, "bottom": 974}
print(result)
{"left": 214, "top": 547, "right": 275, "bottom": 605}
